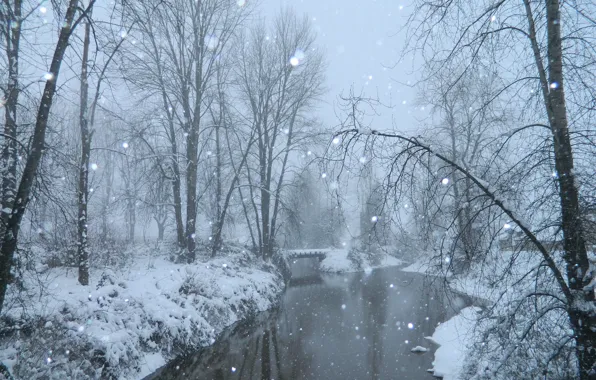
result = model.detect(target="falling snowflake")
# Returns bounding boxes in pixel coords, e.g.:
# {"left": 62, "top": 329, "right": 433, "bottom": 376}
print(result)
{"left": 205, "top": 35, "right": 219, "bottom": 50}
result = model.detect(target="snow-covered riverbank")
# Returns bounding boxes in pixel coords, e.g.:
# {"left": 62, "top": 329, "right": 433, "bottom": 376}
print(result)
{"left": 402, "top": 248, "right": 563, "bottom": 379}
{"left": 319, "top": 249, "right": 403, "bottom": 273}
{"left": 0, "top": 246, "right": 284, "bottom": 379}
{"left": 427, "top": 307, "right": 480, "bottom": 379}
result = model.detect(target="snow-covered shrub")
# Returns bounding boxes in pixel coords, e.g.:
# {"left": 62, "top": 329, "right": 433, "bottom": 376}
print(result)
{"left": 452, "top": 250, "right": 577, "bottom": 379}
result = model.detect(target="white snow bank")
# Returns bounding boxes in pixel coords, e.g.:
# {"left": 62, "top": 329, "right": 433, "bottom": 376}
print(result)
{"left": 431, "top": 307, "right": 480, "bottom": 379}
{"left": 410, "top": 345, "right": 428, "bottom": 353}
{"left": 319, "top": 249, "right": 403, "bottom": 273}
{"left": 401, "top": 260, "right": 431, "bottom": 274}
{"left": 1, "top": 247, "right": 284, "bottom": 380}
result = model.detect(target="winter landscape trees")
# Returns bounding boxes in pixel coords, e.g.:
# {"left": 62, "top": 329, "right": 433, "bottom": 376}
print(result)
{"left": 0, "top": 0, "right": 594, "bottom": 379}
{"left": 330, "top": 0, "right": 596, "bottom": 377}
{"left": 0, "top": 1, "right": 331, "bottom": 376}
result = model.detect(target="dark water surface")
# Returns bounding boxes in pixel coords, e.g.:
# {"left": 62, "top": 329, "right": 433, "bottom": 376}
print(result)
{"left": 148, "top": 260, "right": 471, "bottom": 380}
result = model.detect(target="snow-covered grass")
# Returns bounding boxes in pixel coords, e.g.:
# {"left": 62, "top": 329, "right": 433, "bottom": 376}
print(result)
{"left": 319, "top": 249, "right": 403, "bottom": 273}
{"left": 429, "top": 307, "right": 480, "bottom": 379}
{"left": 0, "top": 245, "right": 284, "bottom": 379}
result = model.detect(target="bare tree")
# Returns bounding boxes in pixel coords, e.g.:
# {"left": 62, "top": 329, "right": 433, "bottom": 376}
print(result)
{"left": 76, "top": 11, "right": 92, "bottom": 285}
{"left": 415, "top": 62, "right": 510, "bottom": 265}
{"left": 334, "top": 0, "right": 596, "bottom": 367}
{"left": 0, "top": 0, "right": 94, "bottom": 313}
{"left": 207, "top": 61, "right": 257, "bottom": 257}
{"left": 123, "top": 0, "right": 249, "bottom": 262}
{"left": 235, "top": 10, "right": 325, "bottom": 259}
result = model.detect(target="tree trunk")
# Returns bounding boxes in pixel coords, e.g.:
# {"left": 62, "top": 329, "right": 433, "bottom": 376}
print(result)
{"left": 77, "top": 17, "right": 92, "bottom": 286}
{"left": 246, "top": 165, "right": 262, "bottom": 255}
{"left": 101, "top": 155, "right": 114, "bottom": 241}
{"left": 238, "top": 185, "right": 257, "bottom": 251}
{"left": 211, "top": 110, "right": 222, "bottom": 257}
{"left": 260, "top": 182, "right": 271, "bottom": 259}
{"left": 161, "top": 90, "right": 184, "bottom": 248}
{"left": 211, "top": 131, "right": 254, "bottom": 258}
{"left": 1, "top": 0, "right": 21, "bottom": 228}
{"left": 185, "top": 125, "right": 199, "bottom": 262}
{"left": 270, "top": 113, "right": 296, "bottom": 256}
{"left": 0, "top": 0, "right": 81, "bottom": 314}
{"left": 522, "top": 0, "right": 595, "bottom": 375}
{"left": 171, "top": 158, "right": 185, "bottom": 247}
{"left": 543, "top": 1, "right": 594, "bottom": 377}
{"left": 156, "top": 218, "right": 165, "bottom": 241}
{"left": 127, "top": 197, "right": 136, "bottom": 244}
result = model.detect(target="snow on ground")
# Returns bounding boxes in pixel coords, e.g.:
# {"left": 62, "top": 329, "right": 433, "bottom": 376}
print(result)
{"left": 319, "top": 249, "right": 403, "bottom": 273}
{"left": 450, "top": 250, "right": 546, "bottom": 304}
{"left": 406, "top": 249, "right": 563, "bottom": 379}
{"left": 430, "top": 307, "right": 480, "bottom": 379}
{"left": 319, "top": 249, "right": 355, "bottom": 272}
{"left": 400, "top": 260, "right": 431, "bottom": 274}
{"left": 0, "top": 246, "right": 284, "bottom": 380}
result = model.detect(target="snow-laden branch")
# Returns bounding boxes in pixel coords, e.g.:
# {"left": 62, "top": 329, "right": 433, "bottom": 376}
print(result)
{"left": 336, "top": 128, "right": 572, "bottom": 303}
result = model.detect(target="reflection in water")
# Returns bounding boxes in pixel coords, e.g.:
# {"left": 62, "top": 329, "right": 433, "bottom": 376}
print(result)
{"left": 147, "top": 259, "right": 472, "bottom": 380}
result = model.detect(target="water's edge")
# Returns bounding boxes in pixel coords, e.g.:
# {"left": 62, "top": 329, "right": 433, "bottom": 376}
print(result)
{"left": 146, "top": 262, "right": 481, "bottom": 380}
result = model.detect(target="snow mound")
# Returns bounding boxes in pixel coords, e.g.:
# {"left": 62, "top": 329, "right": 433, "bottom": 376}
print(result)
{"left": 410, "top": 345, "right": 428, "bottom": 353}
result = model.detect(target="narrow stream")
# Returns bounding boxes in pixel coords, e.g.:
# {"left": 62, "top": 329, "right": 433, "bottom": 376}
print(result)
{"left": 147, "top": 259, "right": 472, "bottom": 379}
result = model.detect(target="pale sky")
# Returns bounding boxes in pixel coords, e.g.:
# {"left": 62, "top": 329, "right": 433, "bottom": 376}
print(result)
{"left": 261, "top": 0, "right": 422, "bottom": 133}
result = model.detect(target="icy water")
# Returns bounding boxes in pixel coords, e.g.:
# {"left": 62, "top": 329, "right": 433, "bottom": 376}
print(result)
{"left": 147, "top": 260, "right": 472, "bottom": 380}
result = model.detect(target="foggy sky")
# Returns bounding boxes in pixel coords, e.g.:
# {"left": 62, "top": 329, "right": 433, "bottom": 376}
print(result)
{"left": 261, "top": 0, "right": 423, "bottom": 133}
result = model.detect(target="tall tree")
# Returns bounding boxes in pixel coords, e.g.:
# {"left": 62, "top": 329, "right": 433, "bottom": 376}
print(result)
{"left": 123, "top": 0, "right": 249, "bottom": 261}
{"left": 236, "top": 10, "right": 325, "bottom": 259}
{"left": 77, "top": 11, "right": 92, "bottom": 285}
{"left": 0, "top": 0, "right": 93, "bottom": 314}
